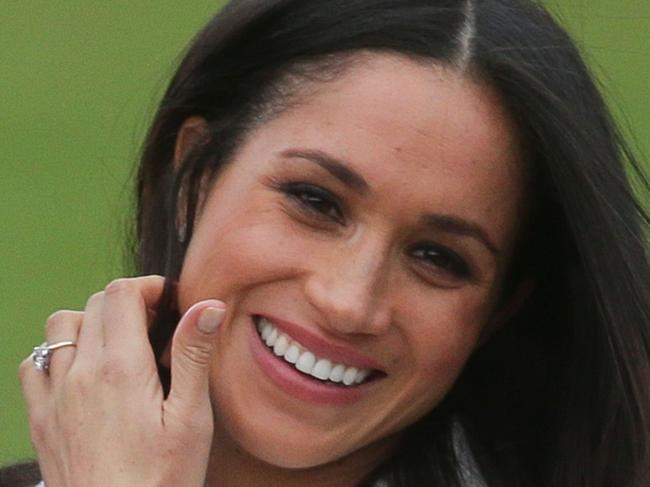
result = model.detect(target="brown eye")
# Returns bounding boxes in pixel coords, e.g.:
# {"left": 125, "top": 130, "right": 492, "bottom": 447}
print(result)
{"left": 410, "top": 244, "right": 472, "bottom": 279}
{"left": 282, "top": 183, "right": 345, "bottom": 224}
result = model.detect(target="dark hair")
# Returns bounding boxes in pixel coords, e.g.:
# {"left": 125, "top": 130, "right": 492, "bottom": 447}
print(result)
{"left": 5, "top": 1, "right": 649, "bottom": 486}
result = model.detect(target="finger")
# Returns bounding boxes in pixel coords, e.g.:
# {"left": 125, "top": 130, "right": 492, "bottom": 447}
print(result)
{"left": 44, "top": 310, "right": 83, "bottom": 383}
{"left": 100, "top": 275, "right": 165, "bottom": 365}
{"left": 165, "top": 300, "right": 225, "bottom": 415}
{"left": 18, "top": 348, "right": 51, "bottom": 422}
{"left": 74, "top": 291, "right": 105, "bottom": 365}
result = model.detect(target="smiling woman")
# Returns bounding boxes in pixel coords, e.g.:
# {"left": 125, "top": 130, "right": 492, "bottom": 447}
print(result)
{"left": 4, "top": 0, "right": 650, "bottom": 486}
{"left": 173, "top": 57, "right": 524, "bottom": 472}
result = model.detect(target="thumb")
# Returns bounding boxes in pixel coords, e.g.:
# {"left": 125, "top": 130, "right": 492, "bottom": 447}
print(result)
{"left": 166, "top": 299, "right": 225, "bottom": 414}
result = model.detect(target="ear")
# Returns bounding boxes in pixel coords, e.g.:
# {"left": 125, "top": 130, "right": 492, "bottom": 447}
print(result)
{"left": 173, "top": 117, "right": 209, "bottom": 238}
{"left": 476, "top": 278, "right": 534, "bottom": 347}
{"left": 174, "top": 116, "right": 209, "bottom": 167}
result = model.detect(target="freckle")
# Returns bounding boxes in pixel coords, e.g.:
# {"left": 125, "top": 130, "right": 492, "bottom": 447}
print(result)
{"left": 393, "top": 146, "right": 403, "bottom": 153}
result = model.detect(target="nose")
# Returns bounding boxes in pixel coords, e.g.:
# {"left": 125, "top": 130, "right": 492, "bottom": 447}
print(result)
{"left": 303, "top": 236, "right": 393, "bottom": 336}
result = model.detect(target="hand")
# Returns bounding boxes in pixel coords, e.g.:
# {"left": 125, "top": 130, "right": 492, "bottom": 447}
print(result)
{"left": 19, "top": 275, "right": 225, "bottom": 487}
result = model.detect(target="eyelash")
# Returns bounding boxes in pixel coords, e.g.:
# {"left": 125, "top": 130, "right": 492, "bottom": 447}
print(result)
{"left": 277, "top": 181, "right": 345, "bottom": 224}
{"left": 273, "top": 180, "right": 473, "bottom": 281}
{"left": 408, "top": 244, "right": 472, "bottom": 280}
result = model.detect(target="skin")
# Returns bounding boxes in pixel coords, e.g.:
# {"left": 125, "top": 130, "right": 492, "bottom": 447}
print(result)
{"left": 19, "top": 53, "right": 526, "bottom": 487}
{"left": 20, "top": 277, "right": 225, "bottom": 486}
{"left": 177, "top": 54, "right": 526, "bottom": 486}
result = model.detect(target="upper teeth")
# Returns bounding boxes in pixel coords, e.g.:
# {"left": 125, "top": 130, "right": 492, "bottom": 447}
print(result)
{"left": 256, "top": 317, "right": 371, "bottom": 386}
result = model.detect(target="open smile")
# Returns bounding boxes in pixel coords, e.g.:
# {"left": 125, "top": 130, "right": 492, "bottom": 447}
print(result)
{"left": 248, "top": 315, "right": 385, "bottom": 405}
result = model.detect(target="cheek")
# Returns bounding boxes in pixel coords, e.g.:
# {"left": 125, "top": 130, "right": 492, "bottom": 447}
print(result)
{"left": 178, "top": 204, "right": 306, "bottom": 311}
{"left": 400, "top": 290, "right": 491, "bottom": 390}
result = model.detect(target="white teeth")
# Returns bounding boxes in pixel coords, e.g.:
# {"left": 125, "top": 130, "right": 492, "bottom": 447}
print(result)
{"left": 284, "top": 344, "right": 300, "bottom": 364}
{"left": 261, "top": 322, "right": 272, "bottom": 341}
{"left": 342, "top": 367, "right": 358, "bottom": 386}
{"left": 295, "top": 351, "right": 316, "bottom": 374}
{"left": 273, "top": 335, "right": 288, "bottom": 356}
{"left": 329, "top": 364, "right": 345, "bottom": 383}
{"left": 355, "top": 369, "right": 369, "bottom": 384}
{"left": 311, "top": 359, "right": 332, "bottom": 380}
{"left": 256, "top": 317, "right": 373, "bottom": 387}
{"left": 265, "top": 327, "right": 278, "bottom": 347}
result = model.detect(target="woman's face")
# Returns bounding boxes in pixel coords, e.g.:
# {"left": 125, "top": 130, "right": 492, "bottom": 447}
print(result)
{"left": 177, "top": 54, "right": 524, "bottom": 469}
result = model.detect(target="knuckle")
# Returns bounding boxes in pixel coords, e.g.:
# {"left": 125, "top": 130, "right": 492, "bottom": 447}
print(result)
{"left": 179, "top": 342, "right": 212, "bottom": 368}
{"left": 45, "top": 309, "right": 75, "bottom": 334}
{"left": 85, "top": 290, "right": 104, "bottom": 309}
{"left": 104, "top": 277, "right": 135, "bottom": 297}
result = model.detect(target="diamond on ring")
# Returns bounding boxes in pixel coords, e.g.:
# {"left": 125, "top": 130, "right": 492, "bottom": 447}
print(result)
{"left": 32, "top": 343, "right": 50, "bottom": 371}
{"left": 31, "top": 340, "right": 77, "bottom": 371}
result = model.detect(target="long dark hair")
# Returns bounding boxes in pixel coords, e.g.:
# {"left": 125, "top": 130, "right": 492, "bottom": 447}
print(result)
{"left": 5, "top": 1, "right": 649, "bottom": 486}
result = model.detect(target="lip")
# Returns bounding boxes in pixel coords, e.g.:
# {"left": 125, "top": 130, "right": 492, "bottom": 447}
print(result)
{"left": 254, "top": 313, "right": 385, "bottom": 372}
{"left": 248, "top": 317, "right": 382, "bottom": 406}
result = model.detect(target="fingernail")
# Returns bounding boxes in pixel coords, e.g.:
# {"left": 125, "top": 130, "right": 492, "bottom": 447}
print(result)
{"left": 198, "top": 306, "right": 225, "bottom": 334}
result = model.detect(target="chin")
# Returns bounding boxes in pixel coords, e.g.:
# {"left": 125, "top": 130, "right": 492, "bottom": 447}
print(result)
{"left": 217, "top": 404, "right": 352, "bottom": 468}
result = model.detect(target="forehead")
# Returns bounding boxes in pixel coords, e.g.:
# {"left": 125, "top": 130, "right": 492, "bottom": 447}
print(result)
{"left": 241, "top": 54, "right": 524, "bottom": 247}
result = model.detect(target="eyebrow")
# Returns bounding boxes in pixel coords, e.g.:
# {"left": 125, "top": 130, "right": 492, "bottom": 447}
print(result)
{"left": 279, "top": 147, "right": 500, "bottom": 257}
{"left": 280, "top": 148, "right": 370, "bottom": 193}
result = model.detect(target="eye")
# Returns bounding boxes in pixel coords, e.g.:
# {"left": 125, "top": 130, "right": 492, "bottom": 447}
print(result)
{"left": 409, "top": 243, "right": 472, "bottom": 280}
{"left": 280, "top": 182, "right": 345, "bottom": 224}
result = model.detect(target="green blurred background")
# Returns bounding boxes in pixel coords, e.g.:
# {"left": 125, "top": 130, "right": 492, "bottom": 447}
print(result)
{"left": 1, "top": 1, "right": 648, "bottom": 462}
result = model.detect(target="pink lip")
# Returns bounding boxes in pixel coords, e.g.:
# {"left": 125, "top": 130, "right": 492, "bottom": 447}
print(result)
{"left": 248, "top": 318, "right": 382, "bottom": 406}
{"left": 254, "top": 313, "right": 385, "bottom": 372}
